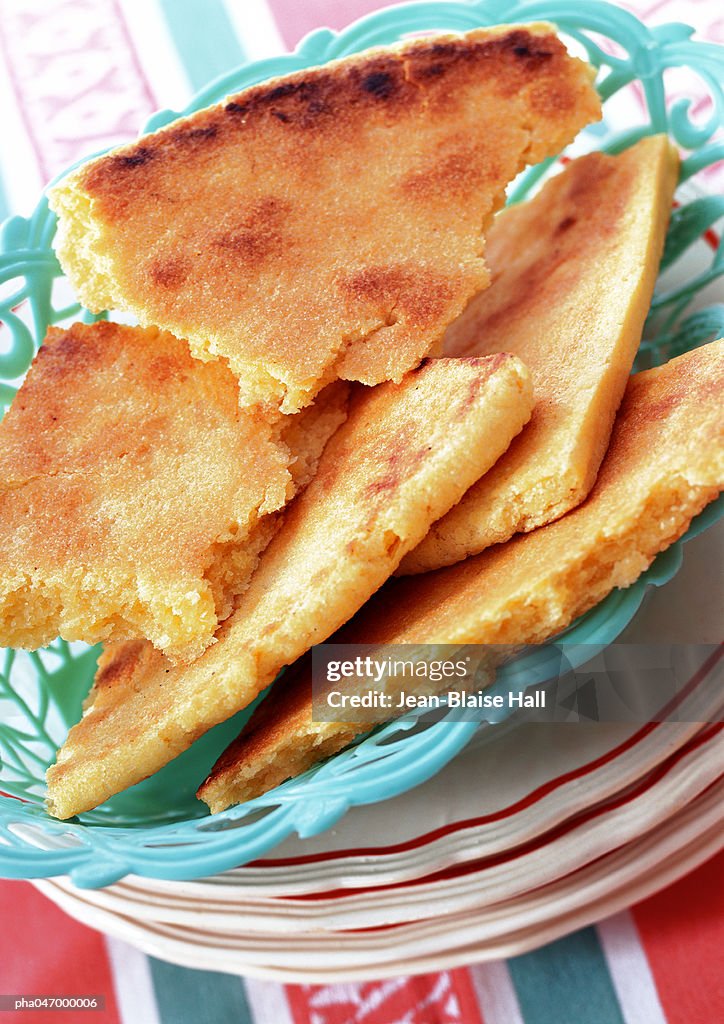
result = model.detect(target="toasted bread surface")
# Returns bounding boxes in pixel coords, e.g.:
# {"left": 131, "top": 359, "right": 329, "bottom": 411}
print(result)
{"left": 400, "top": 135, "right": 679, "bottom": 574}
{"left": 49, "top": 25, "right": 599, "bottom": 412}
{"left": 46, "top": 354, "right": 534, "bottom": 818}
{"left": 0, "top": 322, "right": 346, "bottom": 662}
{"left": 200, "top": 340, "right": 724, "bottom": 811}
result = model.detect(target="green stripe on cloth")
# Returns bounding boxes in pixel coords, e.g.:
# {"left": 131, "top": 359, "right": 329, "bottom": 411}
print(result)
{"left": 508, "top": 927, "right": 627, "bottom": 1024}
{"left": 158, "top": 0, "right": 247, "bottom": 91}
{"left": 149, "top": 957, "right": 254, "bottom": 1024}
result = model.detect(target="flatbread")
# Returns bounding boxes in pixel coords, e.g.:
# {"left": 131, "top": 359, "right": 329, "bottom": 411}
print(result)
{"left": 399, "top": 135, "right": 679, "bottom": 574}
{"left": 199, "top": 340, "right": 724, "bottom": 811}
{"left": 46, "top": 354, "right": 534, "bottom": 818}
{"left": 0, "top": 321, "right": 344, "bottom": 663}
{"left": 49, "top": 25, "right": 599, "bottom": 413}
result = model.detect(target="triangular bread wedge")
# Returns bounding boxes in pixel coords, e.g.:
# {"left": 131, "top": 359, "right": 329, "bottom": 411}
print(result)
{"left": 198, "top": 340, "right": 724, "bottom": 812}
{"left": 0, "top": 322, "right": 347, "bottom": 663}
{"left": 49, "top": 25, "right": 599, "bottom": 413}
{"left": 399, "top": 135, "right": 679, "bottom": 575}
{"left": 46, "top": 354, "right": 534, "bottom": 818}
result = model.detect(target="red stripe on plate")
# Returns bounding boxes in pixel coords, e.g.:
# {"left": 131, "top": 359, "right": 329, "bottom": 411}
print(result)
{"left": 278, "top": 724, "right": 723, "bottom": 904}
{"left": 632, "top": 850, "right": 724, "bottom": 1023}
{"left": 250, "top": 646, "right": 723, "bottom": 867}
{"left": 0, "top": 880, "right": 121, "bottom": 1023}
{"left": 703, "top": 226, "right": 720, "bottom": 251}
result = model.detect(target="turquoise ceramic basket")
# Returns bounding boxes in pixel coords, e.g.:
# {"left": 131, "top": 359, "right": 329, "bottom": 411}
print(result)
{"left": 0, "top": 0, "right": 723, "bottom": 887}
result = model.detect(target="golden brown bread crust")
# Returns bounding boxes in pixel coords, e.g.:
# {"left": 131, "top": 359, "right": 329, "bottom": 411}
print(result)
{"left": 49, "top": 24, "right": 600, "bottom": 412}
{"left": 46, "top": 354, "right": 534, "bottom": 818}
{"left": 0, "top": 321, "right": 344, "bottom": 663}
{"left": 198, "top": 660, "right": 346, "bottom": 813}
{"left": 199, "top": 340, "right": 724, "bottom": 811}
{"left": 400, "top": 135, "right": 680, "bottom": 574}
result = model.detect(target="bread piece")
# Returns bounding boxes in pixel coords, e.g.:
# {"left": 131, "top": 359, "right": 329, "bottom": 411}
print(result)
{"left": 400, "top": 135, "right": 679, "bottom": 574}
{"left": 46, "top": 354, "right": 534, "bottom": 818}
{"left": 0, "top": 321, "right": 347, "bottom": 663}
{"left": 49, "top": 25, "right": 599, "bottom": 413}
{"left": 199, "top": 340, "right": 724, "bottom": 811}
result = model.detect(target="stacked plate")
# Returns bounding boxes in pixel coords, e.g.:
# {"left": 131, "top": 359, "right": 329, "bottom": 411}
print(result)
{"left": 33, "top": 525, "right": 724, "bottom": 982}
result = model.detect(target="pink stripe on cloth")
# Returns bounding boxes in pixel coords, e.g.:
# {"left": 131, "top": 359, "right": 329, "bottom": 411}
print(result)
{"left": 0, "top": 880, "right": 121, "bottom": 1024}
{"left": 616, "top": 0, "right": 724, "bottom": 39}
{"left": 267, "top": 0, "right": 400, "bottom": 50}
{"left": 267, "top": 0, "right": 723, "bottom": 49}
{"left": 0, "top": 0, "right": 156, "bottom": 184}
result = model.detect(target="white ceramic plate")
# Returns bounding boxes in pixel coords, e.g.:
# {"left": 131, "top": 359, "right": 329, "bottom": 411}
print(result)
{"left": 36, "top": 715, "right": 723, "bottom": 928}
{"left": 34, "top": 776, "right": 723, "bottom": 982}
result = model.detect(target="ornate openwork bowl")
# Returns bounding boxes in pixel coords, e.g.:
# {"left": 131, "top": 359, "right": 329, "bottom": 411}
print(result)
{"left": 0, "top": 0, "right": 722, "bottom": 887}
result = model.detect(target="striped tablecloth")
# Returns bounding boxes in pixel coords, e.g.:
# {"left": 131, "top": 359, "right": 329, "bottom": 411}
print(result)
{"left": 1, "top": 854, "right": 723, "bottom": 1022}
{"left": 0, "top": 1, "right": 722, "bottom": 1022}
